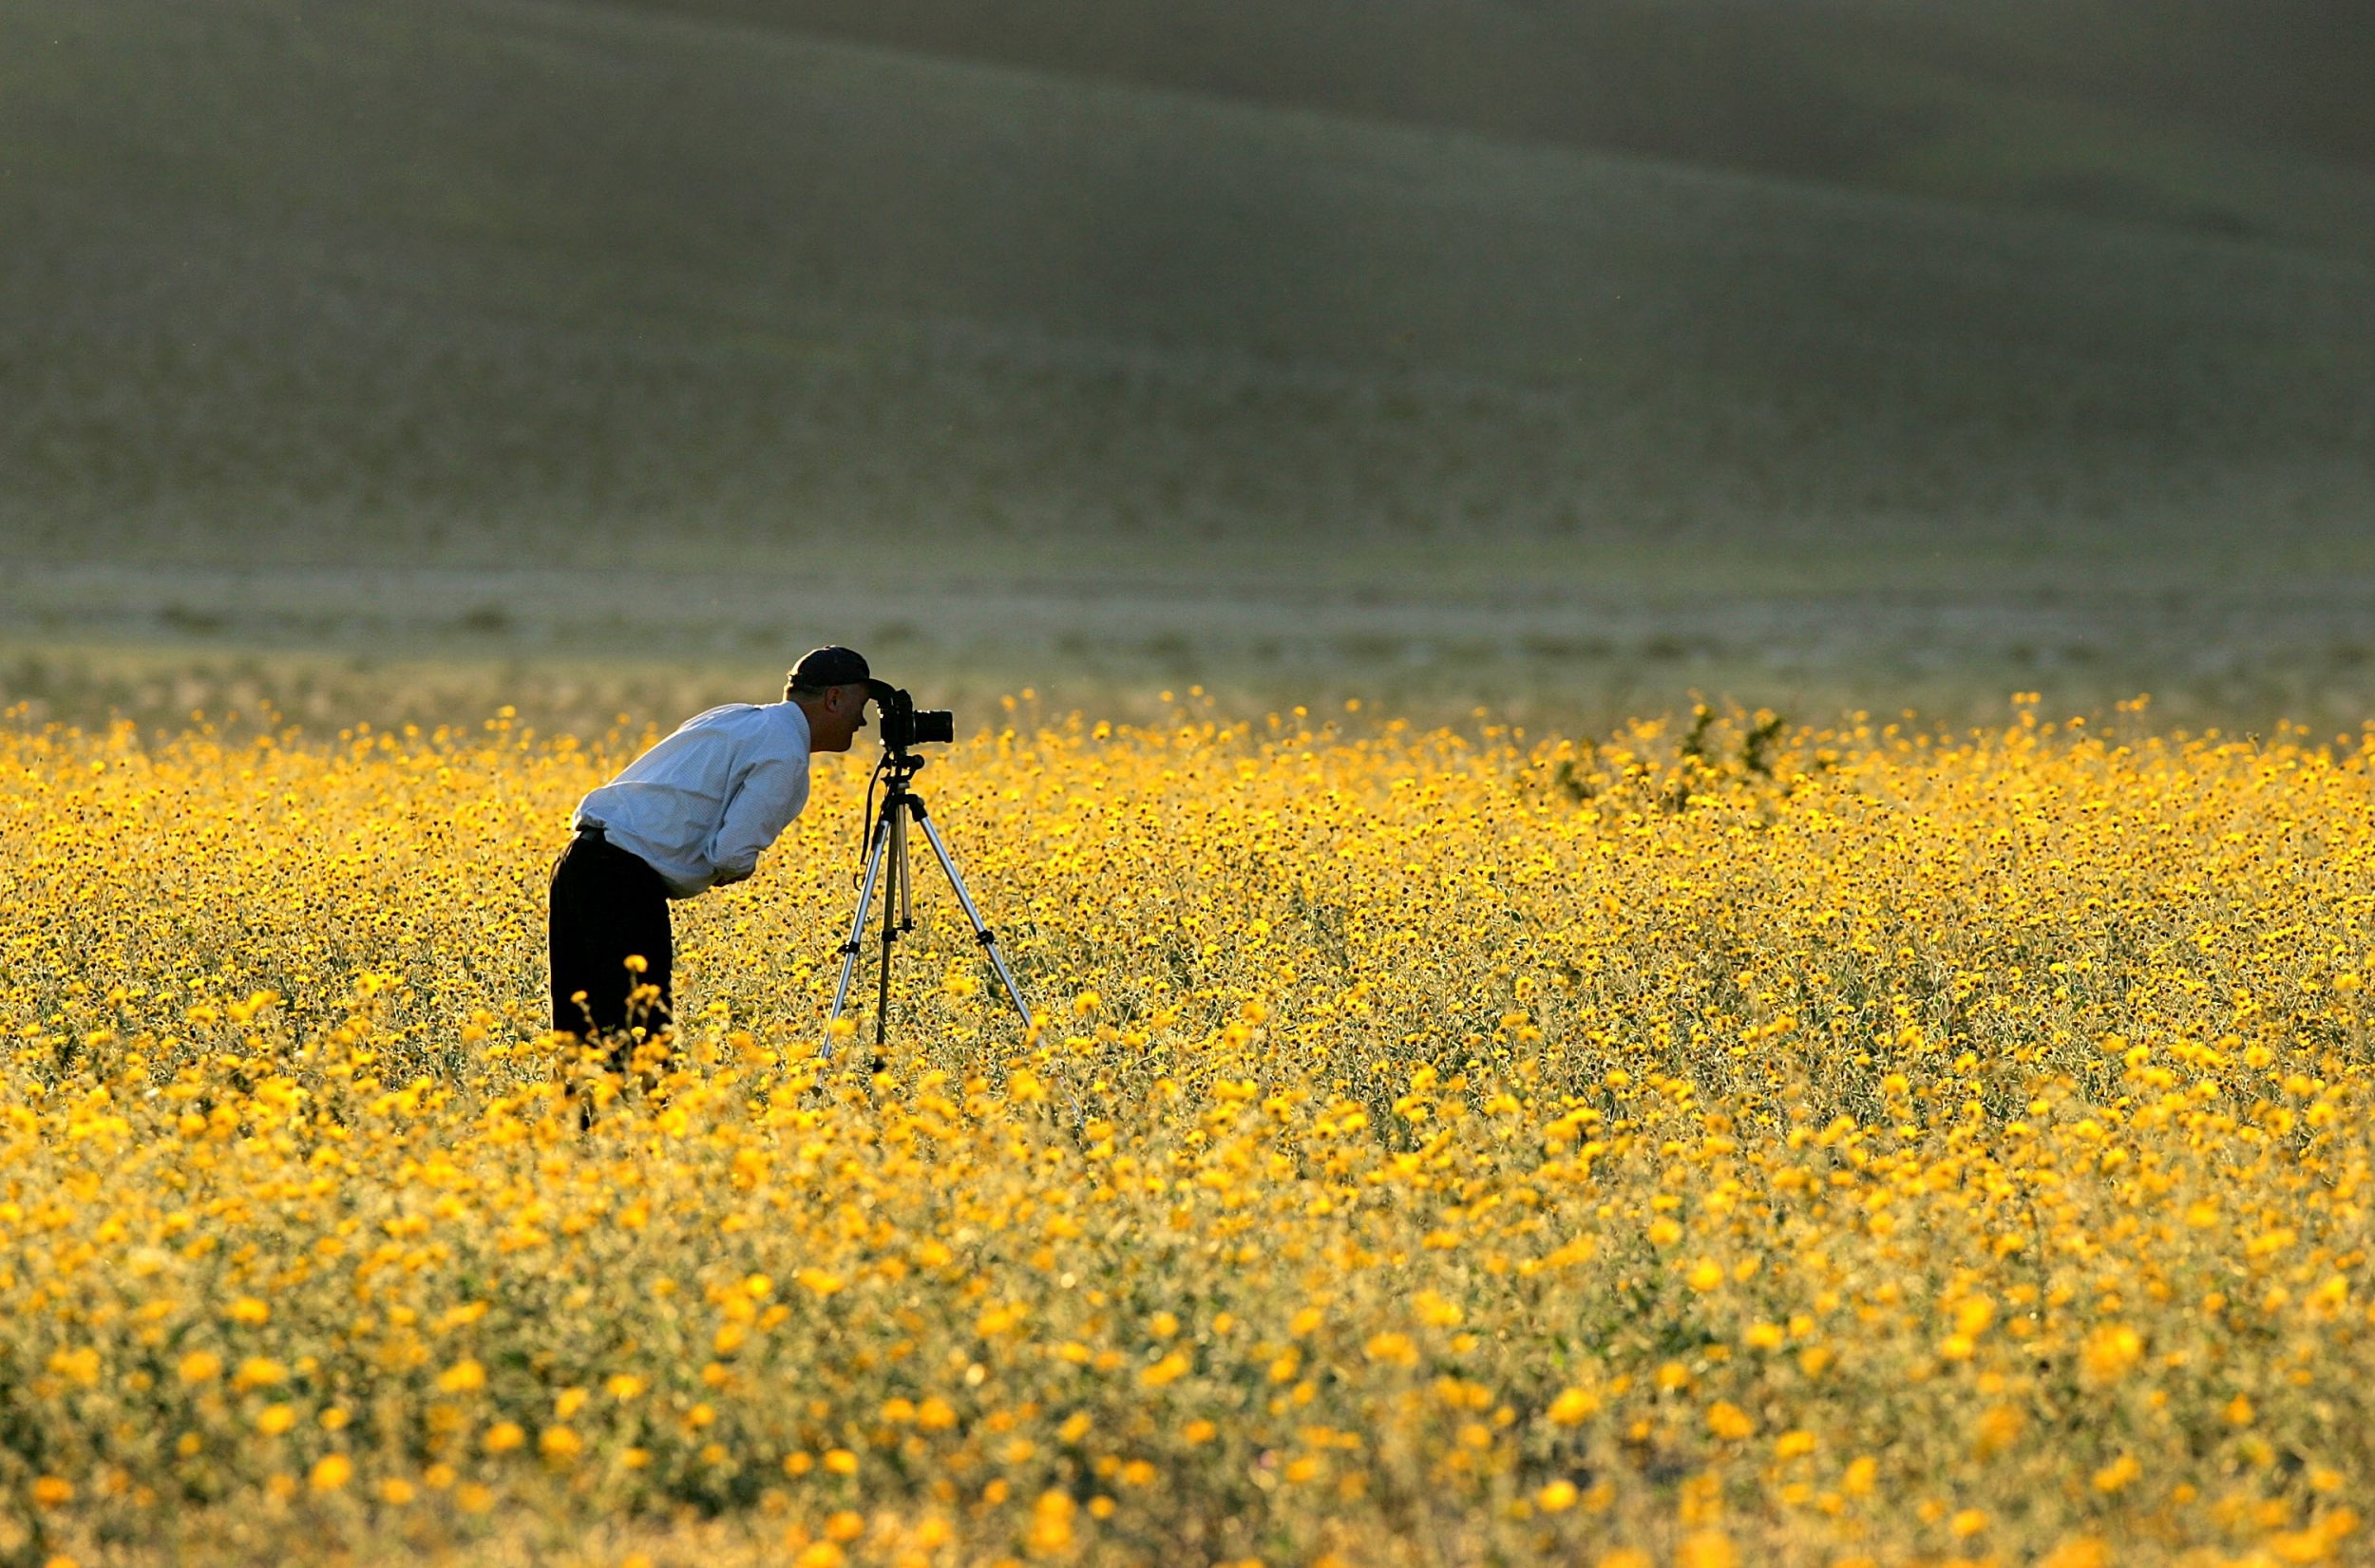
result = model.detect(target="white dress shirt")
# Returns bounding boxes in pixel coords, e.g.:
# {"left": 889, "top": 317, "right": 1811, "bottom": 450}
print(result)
{"left": 572, "top": 703, "right": 813, "bottom": 898}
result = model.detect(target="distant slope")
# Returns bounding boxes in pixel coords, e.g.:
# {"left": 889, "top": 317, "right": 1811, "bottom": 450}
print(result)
{"left": 1, "top": 0, "right": 2370, "bottom": 590}
{"left": 614, "top": 0, "right": 2375, "bottom": 256}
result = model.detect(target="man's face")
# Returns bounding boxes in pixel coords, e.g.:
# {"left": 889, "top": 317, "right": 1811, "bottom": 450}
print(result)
{"left": 810, "top": 682, "right": 872, "bottom": 753}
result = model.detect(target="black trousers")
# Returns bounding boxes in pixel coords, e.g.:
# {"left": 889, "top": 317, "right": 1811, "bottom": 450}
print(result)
{"left": 548, "top": 830, "right": 674, "bottom": 1041}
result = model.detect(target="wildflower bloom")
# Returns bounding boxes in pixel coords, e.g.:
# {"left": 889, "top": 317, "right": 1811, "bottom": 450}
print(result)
{"left": 3, "top": 700, "right": 2372, "bottom": 1563}
{"left": 1547, "top": 1389, "right": 1600, "bottom": 1426}
{"left": 437, "top": 1360, "right": 486, "bottom": 1394}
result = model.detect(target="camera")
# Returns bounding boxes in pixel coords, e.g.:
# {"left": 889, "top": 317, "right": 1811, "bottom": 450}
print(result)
{"left": 868, "top": 681, "right": 954, "bottom": 751}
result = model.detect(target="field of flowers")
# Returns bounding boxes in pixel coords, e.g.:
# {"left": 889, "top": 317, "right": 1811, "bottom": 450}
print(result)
{"left": 2, "top": 693, "right": 2371, "bottom": 1567}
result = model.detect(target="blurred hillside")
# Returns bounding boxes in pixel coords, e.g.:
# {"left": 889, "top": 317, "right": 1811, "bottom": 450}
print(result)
{"left": 636, "top": 0, "right": 2375, "bottom": 255}
{"left": 4, "top": 0, "right": 2370, "bottom": 595}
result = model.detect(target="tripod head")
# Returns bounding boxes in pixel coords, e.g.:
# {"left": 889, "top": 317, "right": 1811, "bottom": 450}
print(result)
{"left": 860, "top": 748, "right": 929, "bottom": 860}
{"left": 875, "top": 746, "right": 928, "bottom": 787}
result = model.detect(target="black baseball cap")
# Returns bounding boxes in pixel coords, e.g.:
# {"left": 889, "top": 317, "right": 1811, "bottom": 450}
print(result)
{"left": 788, "top": 646, "right": 871, "bottom": 690}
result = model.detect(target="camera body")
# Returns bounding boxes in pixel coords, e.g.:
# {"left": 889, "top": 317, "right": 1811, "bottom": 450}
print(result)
{"left": 870, "top": 682, "right": 955, "bottom": 750}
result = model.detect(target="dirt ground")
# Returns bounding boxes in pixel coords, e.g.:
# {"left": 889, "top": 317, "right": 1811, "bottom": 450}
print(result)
{"left": 9, "top": 560, "right": 2370, "bottom": 739}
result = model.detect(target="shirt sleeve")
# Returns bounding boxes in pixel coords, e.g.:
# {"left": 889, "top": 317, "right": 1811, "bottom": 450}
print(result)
{"left": 708, "top": 742, "right": 811, "bottom": 886}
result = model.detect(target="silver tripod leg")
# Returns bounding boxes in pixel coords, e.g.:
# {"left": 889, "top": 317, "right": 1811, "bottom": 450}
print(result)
{"left": 826, "top": 819, "right": 893, "bottom": 1052}
{"left": 873, "top": 804, "right": 909, "bottom": 1048}
{"left": 915, "top": 814, "right": 1032, "bottom": 1026}
{"left": 896, "top": 804, "right": 914, "bottom": 931}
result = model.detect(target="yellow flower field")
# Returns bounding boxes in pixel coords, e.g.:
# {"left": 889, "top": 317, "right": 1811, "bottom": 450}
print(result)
{"left": 2, "top": 694, "right": 2371, "bottom": 1567}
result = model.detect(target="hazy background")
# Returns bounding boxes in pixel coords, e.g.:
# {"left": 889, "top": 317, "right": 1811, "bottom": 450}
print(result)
{"left": 4, "top": 0, "right": 2372, "bottom": 733}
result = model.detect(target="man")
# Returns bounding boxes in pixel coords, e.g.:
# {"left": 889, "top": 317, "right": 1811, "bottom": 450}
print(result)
{"left": 548, "top": 645, "right": 875, "bottom": 1043}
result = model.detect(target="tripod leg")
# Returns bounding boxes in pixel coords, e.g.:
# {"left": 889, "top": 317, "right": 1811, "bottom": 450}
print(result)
{"left": 874, "top": 806, "right": 907, "bottom": 1049}
{"left": 826, "top": 818, "right": 893, "bottom": 1052}
{"left": 914, "top": 814, "right": 1032, "bottom": 1027}
{"left": 898, "top": 798, "right": 916, "bottom": 932}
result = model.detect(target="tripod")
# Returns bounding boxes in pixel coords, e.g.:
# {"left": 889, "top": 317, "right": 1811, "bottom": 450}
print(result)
{"left": 827, "top": 748, "right": 1030, "bottom": 1054}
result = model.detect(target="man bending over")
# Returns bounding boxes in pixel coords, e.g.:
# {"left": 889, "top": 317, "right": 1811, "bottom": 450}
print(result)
{"left": 548, "top": 646, "right": 874, "bottom": 1043}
